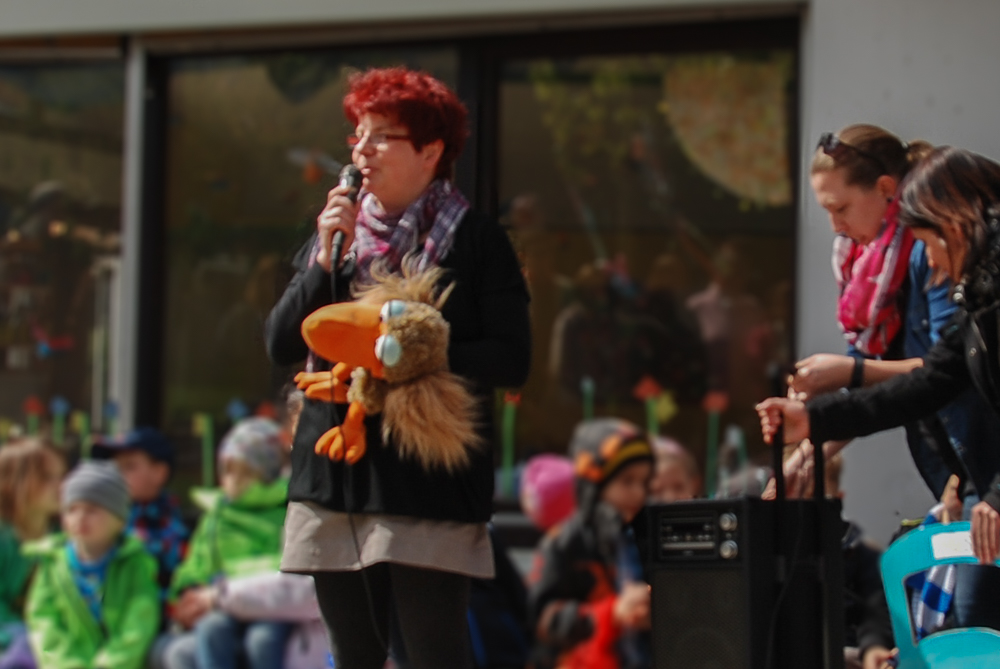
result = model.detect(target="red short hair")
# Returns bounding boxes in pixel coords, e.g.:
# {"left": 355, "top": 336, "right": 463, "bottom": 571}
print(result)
{"left": 343, "top": 67, "right": 468, "bottom": 180}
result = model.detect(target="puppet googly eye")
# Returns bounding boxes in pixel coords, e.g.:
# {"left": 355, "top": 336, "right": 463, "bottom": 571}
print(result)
{"left": 380, "top": 300, "right": 406, "bottom": 322}
{"left": 375, "top": 334, "right": 402, "bottom": 368}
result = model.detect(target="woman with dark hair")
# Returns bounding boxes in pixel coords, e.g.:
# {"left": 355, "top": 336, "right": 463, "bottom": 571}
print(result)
{"left": 783, "top": 124, "right": 989, "bottom": 503}
{"left": 265, "top": 68, "right": 531, "bottom": 668}
{"left": 758, "top": 147, "right": 1000, "bottom": 630}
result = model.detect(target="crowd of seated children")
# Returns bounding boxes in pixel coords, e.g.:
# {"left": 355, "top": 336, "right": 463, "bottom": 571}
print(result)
{"left": 2, "top": 408, "right": 969, "bottom": 669}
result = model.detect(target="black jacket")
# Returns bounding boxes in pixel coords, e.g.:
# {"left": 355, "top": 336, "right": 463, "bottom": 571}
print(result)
{"left": 265, "top": 211, "right": 531, "bottom": 523}
{"left": 808, "top": 281, "right": 1000, "bottom": 511}
{"left": 841, "top": 520, "right": 889, "bottom": 652}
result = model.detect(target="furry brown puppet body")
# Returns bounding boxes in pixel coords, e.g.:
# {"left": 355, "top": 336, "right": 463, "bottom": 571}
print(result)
{"left": 294, "top": 266, "right": 480, "bottom": 472}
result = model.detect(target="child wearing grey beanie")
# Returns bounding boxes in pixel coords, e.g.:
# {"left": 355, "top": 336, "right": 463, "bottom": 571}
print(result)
{"left": 25, "top": 460, "right": 161, "bottom": 668}
{"left": 62, "top": 460, "right": 131, "bottom": 522}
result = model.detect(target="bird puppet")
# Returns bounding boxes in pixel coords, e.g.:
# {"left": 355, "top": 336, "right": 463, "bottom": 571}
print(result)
{"left": 293, "top": 266, "right": 480, "bottom": 472}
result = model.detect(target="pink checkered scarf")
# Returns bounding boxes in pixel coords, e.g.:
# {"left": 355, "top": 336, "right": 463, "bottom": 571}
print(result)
{"left": 832, "top": 198, "right": 914, "bottom": 358}
{"left": 351, "top": 178, "right": 469, "bottom": 286}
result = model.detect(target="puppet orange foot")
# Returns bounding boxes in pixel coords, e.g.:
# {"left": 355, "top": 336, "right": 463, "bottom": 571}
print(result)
{"left": 313, "top": 401, "right": 368, "bottom": 463}
{"left": 315, "top": 427, "right": 347, "bottom": 461}
{"left": 344, "top": 439, "right": 367, "bottom": 465}
{"left": 314, "top": 426, "right": 367, "bottom": 464}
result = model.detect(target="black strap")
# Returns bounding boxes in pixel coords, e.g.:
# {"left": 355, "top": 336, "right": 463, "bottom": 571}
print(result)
{"left": 849, "top": 356, "right": 865, "bottom": 389}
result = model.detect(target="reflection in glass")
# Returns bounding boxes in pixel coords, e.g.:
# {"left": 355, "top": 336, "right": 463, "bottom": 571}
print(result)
{"left": 0, "top": 63, "right": 124, "bottom": 443}
{"left": 499, "top": 52, "right": 795, "bottom": 487}
{"left": 161, "top": 49, "right": 458, "bottom": 437}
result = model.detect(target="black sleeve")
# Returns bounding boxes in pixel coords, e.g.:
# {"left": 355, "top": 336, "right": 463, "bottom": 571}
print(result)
{"left": 857, "top": 586, "right": 894, "bottom": 661}
{"left": 527, "top": 534, "right": 596, "bottom": 650}
{"left": 448, "top": 219, "right": 532, "bottom": 389}
{"left": 807, "top": 321, "right": 971, "bottom": 445}
{"left": 264, "top": 238, "right": 336, "bottom": 367}
{"left": 983, "top": 474, "right": 1000, "bottom": 513}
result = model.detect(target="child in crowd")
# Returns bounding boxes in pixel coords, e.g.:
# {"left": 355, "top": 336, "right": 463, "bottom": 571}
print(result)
{"left": 92, "top": 427, "right": 189, "bottom": 605}
{"left": 0, "top": 439, "right": 64, "bottom": 669}
{"left": 648, "top": 436, "right": 701, "bottom": 503}
{"left": 521, "top": 454, "right": 577, "bottom": 531}
{"left": 26, "top": 461, "right": 160, "bottom": 669}
{"left": 160, "top": 417, "right": 293, "bottom": 669}
{"left": 528, "top": 418, "right": 653, "bottom": 669}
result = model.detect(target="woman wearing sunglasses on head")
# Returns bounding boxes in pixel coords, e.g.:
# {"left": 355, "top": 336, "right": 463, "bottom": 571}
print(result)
{"left": 782, "top": 126, "right": 999, "bottom": 502}
{"left": 265, "top": 67, "right": 530, "bottom": 669}
{"left": 759, "top": 147, "right": 1000, "bottom": 632}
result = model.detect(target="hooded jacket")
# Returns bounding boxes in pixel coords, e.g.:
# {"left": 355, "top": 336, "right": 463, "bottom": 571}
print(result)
{"left": 25, "top": 534, "right": 160, "bottom": 669}
{"left": 840, "top": 520, "right": 887, "bottom": 650}
{"left": 527, "top": 420, "right": 652, "bottom": 669}
{"left": 0, "top": 524, "right": 33, "bottom": 643}
{"left": 170, "top": 478, "right": 288, "bottom": 598}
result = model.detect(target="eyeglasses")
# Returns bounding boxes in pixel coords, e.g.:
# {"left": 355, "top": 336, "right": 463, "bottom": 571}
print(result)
{"left": 347, "top": 132, "right": 411, "bottom": 150}
{"left": 816, "top": 132, "right": 889, "bottom": 174}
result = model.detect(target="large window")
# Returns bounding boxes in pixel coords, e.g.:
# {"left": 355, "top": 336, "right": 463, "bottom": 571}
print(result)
{"left": 0, "top": 62, "right": 124, "bottom": 444}
{"left": 497, "top": 49, "right": 796, "bottom": 481}
{"left": 0, "top": 17, "right": 786, "bottom": 495}
{"left": 160, "top": 47, "right": 458, "bottom": 438}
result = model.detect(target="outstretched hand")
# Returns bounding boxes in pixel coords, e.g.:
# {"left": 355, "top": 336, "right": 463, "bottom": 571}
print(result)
{"left": 790, "top": 353, "right": 854, "bottom": 400}
{"left": 755, "top": 397, "right": 810, "bottom": 445}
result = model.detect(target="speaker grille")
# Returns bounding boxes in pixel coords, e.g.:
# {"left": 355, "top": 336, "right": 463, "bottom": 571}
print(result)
{"left": 651, "top": 568, "right": 747, "bottom": 669}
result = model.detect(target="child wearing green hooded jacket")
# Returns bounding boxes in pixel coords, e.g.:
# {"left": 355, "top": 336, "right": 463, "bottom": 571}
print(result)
{"left": 26, "top": 461, "right": 160, "bottom": 669}
{"left": 158, "top": 417, "right": 293, "bottom": 669}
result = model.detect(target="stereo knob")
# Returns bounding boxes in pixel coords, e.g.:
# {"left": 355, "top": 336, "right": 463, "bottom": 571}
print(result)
{"left": 720, "top": 540, "right": 739, "bottom": 560}
{"left": 719, "top": 512, "right": 738, "bottom": 532}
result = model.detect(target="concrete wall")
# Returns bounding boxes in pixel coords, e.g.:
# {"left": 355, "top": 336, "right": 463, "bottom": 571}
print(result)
{"left": 797, "top": 0, "right": 1000, "bottom": 544}
{"left": 0, "top": 0, "right": 792, "bottom": 38}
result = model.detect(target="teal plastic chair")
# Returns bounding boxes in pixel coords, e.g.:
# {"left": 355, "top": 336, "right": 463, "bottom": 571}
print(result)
{"left": 880, "top": 521, "right": 1000, "bottom": 668}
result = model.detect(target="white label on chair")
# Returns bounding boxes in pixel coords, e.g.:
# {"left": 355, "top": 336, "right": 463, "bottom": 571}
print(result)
{"left": 931, "top": 531, "right": 975, "bottom": 560}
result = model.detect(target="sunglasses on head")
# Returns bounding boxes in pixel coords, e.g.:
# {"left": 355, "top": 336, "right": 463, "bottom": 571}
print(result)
{"left": 817, "top": 132, "right": 890, "bottom": 174}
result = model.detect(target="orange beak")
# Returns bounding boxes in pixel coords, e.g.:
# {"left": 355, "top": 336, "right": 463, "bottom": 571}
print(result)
{"left": 301, "top": 303, "right": 385, "bottom": 378}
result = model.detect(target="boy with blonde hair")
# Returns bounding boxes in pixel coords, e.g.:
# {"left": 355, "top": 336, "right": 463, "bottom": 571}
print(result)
{"left": 26, "top": 461, "right": 160, "bottom": 669}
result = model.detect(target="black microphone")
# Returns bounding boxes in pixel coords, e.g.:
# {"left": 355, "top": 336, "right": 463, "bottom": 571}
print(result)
{"left": 331, "top": 164, "right": 363, "bottom": 267}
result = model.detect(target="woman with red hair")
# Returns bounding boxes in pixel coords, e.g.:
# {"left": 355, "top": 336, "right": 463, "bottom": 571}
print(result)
{"left": 266, "top": 68, "right": 531, "bottom": 668}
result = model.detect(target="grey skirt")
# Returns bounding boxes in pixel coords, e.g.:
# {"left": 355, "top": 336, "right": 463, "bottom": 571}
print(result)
{"left": 280, "top": 501, "right": 495, "bottom": 579}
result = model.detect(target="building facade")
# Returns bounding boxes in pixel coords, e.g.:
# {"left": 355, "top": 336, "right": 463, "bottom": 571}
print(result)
{"left": 1, "top": 0, "right": 998, "bottom": 541}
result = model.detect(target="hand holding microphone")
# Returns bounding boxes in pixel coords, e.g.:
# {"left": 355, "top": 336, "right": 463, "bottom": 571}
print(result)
{"left": 316, "top": 165, "right": 362, "bottom": 272}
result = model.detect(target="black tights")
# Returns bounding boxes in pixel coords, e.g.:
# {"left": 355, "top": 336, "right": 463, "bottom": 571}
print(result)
{"left": 313, "top": 564, "right": 472, "bottom": 669}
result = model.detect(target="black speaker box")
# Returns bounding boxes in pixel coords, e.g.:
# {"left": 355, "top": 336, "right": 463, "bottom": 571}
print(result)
{"left": 646, "top": 497, "right": 845, "bottom": 669}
